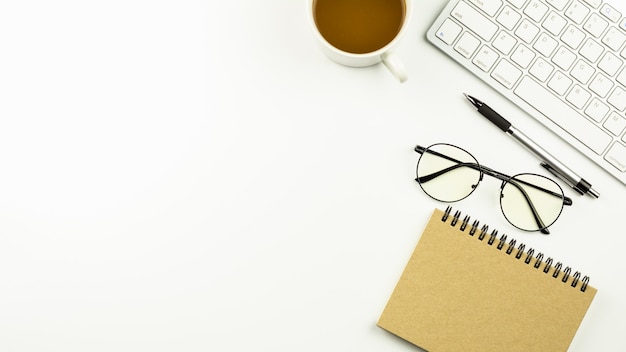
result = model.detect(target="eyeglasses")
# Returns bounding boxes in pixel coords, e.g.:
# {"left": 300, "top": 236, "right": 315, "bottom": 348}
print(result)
{"left": 414, "top": 143, "right": 572, "bottom": 234}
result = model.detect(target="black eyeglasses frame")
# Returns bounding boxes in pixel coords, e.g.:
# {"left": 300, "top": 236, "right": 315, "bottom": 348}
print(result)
{"left": 415, "top": 144, "right": 572, "bottom": 234}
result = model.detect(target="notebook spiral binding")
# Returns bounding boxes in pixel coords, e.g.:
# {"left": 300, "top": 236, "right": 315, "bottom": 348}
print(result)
{"left": 442, "top": 206, "right": 590, "bottom": 292}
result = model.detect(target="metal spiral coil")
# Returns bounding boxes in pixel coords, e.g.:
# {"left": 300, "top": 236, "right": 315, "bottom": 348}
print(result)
{"left": 442, "top": 206, "right": 591, "bottom": 292}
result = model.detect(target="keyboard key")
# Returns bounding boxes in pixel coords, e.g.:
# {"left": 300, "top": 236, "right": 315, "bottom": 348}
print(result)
{"left": 512, "top": 44, "right": 536, "bottom": 68}
{"left": 589, "top": 73, "right": 614, "bottom": 97}
{"left": 571, "top": 60, "right": 596, "bottom": 84}
{"left": 542, "top": 11, "right": 568, "bottom": 35}
{"left": 524, "top": 0, "right": 549, "bottom": 22}
{"left": 605, "top": 142, "right": 626, "bottom": 171}
{"left": 602, "top": 27, "right": 626, "bottom": 52}
{"left": 534, "top": 32, "right": 558, "bottom": 56}
{"left": 608, "top": 87, "right": 626, "bottom": 111}
{"left": 435, "top": 19, "right": 463, "bottom": 45}
{"left": 598, "top": 52, "right": 623, "bottom": 76}
{"left": 493, "top": 31, "right": 518, "bottom": 54}
{"left": 566, "top": 85, "right": 592, "bottom": 108}
{"left": 604, "top": 112, "right": 626, "bottom": 135}
{"left": 455, "top": 32, "right": 481, "bottom": 58}
{"left": 600, "top": 4, "right": 622, "bottom": 23}
{"left": 584, "top": 13, "right": 609, "bottom": 38}
{"left": 579, "top": 38, "right": 604, "bottom": 62}
{"left": 497, "top": 6, "right": 522, "bottom": 30}
{"left": 548, "top": 71, "right": 573, "bottom": 95}
{"left": 452, "top": 1, "right": 499, "bottom": 41}
{"left": 585, "top": 98, "right": 610, "bottom": 121}
{"left": 516, "top": 19, "right": 540, "bottom": 43}
{"left": 515, "top": 77, "right": 612, "bottom": 154}
{"left": 473, "top": 45, "right": 500, "bottom": 71}
{"left": 561, "top": 25, "right": 586, "bottom": 49}
{"left": 529, "top": 57, "right": 554, "bottom": 81}
{"left": 566, "top": 1, "right": 591, "bottom": 25}
{"left": 552, "top": 46, "right": 577, "bottom": 70}
{"left": 469, "top": 0, "right": 503, "bottom": 17}
{"left": 491, "top": 59, "right": 523, "bottom": 88}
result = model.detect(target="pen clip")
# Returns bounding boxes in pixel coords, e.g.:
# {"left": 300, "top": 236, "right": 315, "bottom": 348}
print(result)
{"left": 540, "top": 162, "right": 583, "bottom": 195}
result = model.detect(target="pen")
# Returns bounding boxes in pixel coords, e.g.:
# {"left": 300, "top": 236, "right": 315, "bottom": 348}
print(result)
{"left": 464, "top": 93, "right": 600, "bottom": 198}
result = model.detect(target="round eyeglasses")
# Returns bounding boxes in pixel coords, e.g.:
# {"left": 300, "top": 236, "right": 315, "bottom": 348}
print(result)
{"left": 415, "top": 143, "right": 572, "bottom": 234}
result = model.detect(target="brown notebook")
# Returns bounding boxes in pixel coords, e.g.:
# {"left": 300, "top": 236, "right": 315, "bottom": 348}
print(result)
{"left": 378, "top": 207, "right": 597, "bottom": 352}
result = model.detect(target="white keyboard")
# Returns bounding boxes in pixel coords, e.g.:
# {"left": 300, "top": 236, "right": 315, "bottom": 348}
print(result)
{"left": 427, "top": 0, "right": 626, "bottom": 186}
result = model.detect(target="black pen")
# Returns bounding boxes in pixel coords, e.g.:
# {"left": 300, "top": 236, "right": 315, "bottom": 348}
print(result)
{"left": 464, "top": 93, "right": 600, "bottom": 198}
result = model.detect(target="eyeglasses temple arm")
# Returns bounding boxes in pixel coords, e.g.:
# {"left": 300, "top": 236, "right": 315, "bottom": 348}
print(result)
{"left": 414, "top": 145, "right": 426, "bottom": 154}
{"left": 415, "top": 146, "right": 482, "bottom": 183}
{"left": 416, "top": 162, "right": 482, "bottom": 183}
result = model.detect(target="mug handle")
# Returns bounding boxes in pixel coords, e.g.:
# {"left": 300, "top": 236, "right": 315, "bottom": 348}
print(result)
{"left": 382, "top": 51, "right": 408, "bottom": 83}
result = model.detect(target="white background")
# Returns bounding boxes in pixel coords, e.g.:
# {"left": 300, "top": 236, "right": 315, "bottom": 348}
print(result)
{"left": 0, "top": 1, "right": 624, "bottom": 351}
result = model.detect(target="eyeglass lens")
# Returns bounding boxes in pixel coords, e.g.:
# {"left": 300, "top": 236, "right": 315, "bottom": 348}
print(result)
{"left": 416, "top": 144, "right": 481, "bottom": 202}
{"left": 500, "top": 173, "right": 565, "bottom": 232}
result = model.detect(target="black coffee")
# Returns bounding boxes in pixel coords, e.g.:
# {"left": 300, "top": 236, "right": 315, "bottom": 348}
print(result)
{"left": 313, "top": 0, "right": 406, "bottom": 54}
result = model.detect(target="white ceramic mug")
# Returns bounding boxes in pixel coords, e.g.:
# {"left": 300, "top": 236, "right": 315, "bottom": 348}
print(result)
{"left": 307, "top": 0, "right": 412, "bottom": 83}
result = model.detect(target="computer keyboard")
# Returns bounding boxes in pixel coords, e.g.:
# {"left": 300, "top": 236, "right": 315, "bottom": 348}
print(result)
{"left": 427, "top": 0, "right": 626, "bottom": 186}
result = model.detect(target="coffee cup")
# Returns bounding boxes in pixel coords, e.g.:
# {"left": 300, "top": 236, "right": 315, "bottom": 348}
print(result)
{"left": 307, "top": 0, "right": 412, "bottom": 83}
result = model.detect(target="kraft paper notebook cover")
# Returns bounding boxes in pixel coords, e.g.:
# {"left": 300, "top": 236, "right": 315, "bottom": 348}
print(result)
{"left": 378, "top": 207, "right": 597, "bottom": 352}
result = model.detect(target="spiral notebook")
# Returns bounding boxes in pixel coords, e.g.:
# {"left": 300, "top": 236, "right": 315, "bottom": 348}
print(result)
{"left": 378, "top": 207, "right": 597, "bottom": 352}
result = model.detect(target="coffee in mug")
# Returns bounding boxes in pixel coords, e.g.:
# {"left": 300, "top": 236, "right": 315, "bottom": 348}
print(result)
{"left": 313, "top": 0, "right": 406, "bottom": 54}
{"left": 307, "top": 0, "right": 412, "bottom": 82}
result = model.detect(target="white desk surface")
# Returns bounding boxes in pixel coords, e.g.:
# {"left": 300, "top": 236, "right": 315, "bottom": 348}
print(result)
{"left": 0, "top": 1, "right": 624, "bottom": 351}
